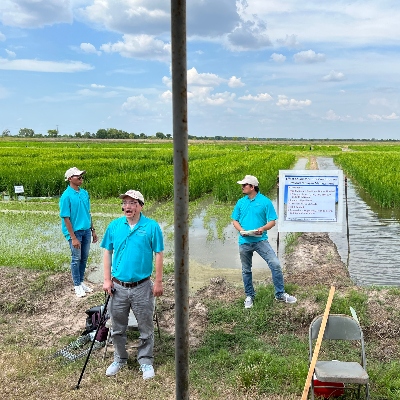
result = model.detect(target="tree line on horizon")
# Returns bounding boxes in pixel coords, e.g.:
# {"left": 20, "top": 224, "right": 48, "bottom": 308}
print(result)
{"left": 1, "top": 127, "right": 399, "bottom": 142}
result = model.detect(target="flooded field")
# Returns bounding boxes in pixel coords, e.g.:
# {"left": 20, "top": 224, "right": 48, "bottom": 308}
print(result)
{"left": 2, "top": 156, "right": 399, "bottom": 288}
{"left": 319, "top": 157, "right": 400, "bottom": 286}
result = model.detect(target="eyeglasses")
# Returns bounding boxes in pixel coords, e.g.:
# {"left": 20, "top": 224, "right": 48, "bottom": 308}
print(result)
{"left": 122, "top": 201, "right": 140, "bottom": 206}
{"left": 242, "top": 183, "right": 249, "bottom": 187}
{"left": 72, "top": 175, "right": 83, "bottom": 180}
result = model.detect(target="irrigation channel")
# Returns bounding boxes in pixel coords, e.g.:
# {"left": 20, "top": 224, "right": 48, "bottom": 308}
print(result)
{"left": 89, "top": 157, "right": 400, "bottom": 289}
{"left": 181, "top": 156, "right": 400, "bottom": 288}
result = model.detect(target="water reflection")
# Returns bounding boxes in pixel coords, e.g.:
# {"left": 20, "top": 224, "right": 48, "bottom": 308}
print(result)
{"left": 318, "top": 157, "right": 400, "bottom": 286}
{"left": 174, "top": 158, "right": 309, "bottom": 277}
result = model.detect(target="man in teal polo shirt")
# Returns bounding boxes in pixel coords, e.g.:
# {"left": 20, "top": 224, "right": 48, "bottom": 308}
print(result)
{"left": 102, "top": 189, "right": 164, "bottom": 380}
{"left": 232, "top": 175, "right": 296, "bottom": 309}
{"left": 59, "top": 167, "right": 97, "bottom": 298}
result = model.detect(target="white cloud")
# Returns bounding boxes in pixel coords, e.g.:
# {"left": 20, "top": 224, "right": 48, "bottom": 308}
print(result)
{"left": 100, "top": 34, "right": 170, "bottom": 63}
{"left": 77, "top": 88, "right": 118, "bottom": 97}
{"left": 276, "top": 95, "right": 312, "bottom": 110}
{"left": 205, "top": 91, "right": 236, "bottom": 105}
{"left": 369, "top": 97, "right": 390, "bottom": 107}
{"left": 324, "top": 110, "right": 352, "bottom": 121}
{"left": 322, "top": 70, "right": 346, "bottom": 82}
{"left": 239, "top": 93, "right": 273, "bottom": 101}
{"left": 160, "top": 90, "right": 172, "bottom": 102}
{"left": 78, "top": 0, "right": 239, "bottom": 38}
{"left": 368, "top": 112, "right": 399, "bottom": 120}
{"left": 80, "top": 43, "right": 102, "bottom": 55}
{"left": 293, "top": 50, "right": 326, "bottom": 63}
{"left": 324, "top": 110, "right": 342, "bottom": 121}
{"left": 276, "top": 34, "right": 300, "bottom": 49}
{"left": 228, "top": 76, "right": 245, "bottom": 88}
{"left": 162, "top": 76, "right": 172, "bottom": 88}
{"left": 270, "top": 53, "right": 286, "bottom": 63}
{"left": 0, "top": 0, "right": 72, "bottom": 28}
{"left": 122, "top": 94, "right": 150, "bottom": 111}
{"left": 5, "top": 49, "right": 16, "bottom": 58}
{"left": 187, "top": 67, "right": 224, "bottom": 86}
{"left": 91, "top": 84, "right": 105, "bottom": 88}
{"left": 78, "top": 0, "right": 170, "bottom": 35}
{"left": 0, "top": 58, "right": 93, "bottom": 72}
{"left": 227, "top": 19, "right": 272, "bottom": 50}
{"left": 0, "top": 32, "right": 5, "bottom": 41}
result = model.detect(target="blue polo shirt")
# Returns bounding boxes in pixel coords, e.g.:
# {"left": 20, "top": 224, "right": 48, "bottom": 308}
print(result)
{"left": 231, "top": 192, "right": 278, "bottom": 245}
{"left": 101, "top": 214, "right": 164, "bottom": 283}
{"left": 59, "top": 186, "right": 91, "bottom": 240}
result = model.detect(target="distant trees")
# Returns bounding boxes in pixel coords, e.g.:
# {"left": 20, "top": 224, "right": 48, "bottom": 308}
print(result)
{"left": 47, "top": 129, "right": 58, "bottom": 137}
{"left": 156, "top": 131, "right": 166, "bottom": 139}
{"left": 1, "top": 129, "right": 10, "bottom": 137}
{"left": 18, "top": 128, "right": 35, "bottom": 137}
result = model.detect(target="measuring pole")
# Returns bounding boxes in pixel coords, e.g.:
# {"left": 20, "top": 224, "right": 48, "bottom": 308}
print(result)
{"left": 301, "top": 286, "right": 335, "bottom": 400}
{"left": 171, "top": 0, "right": 189, "bottom": 399}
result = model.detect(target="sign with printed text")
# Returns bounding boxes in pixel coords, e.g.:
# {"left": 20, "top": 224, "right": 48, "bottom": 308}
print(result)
{"left": 14, "top": 185, "right": 24, "bottom": 194}
{"left": 278, "top": 170, "right": 344, "bottom": 232}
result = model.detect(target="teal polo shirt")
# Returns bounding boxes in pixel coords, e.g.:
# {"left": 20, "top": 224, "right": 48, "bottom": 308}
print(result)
{"left": 59, "top": 186, "right": 91, "bottom": 240}
{"left": 101, "top": 214, "right": 164, "bottom": 283}
{"left": 231, "top": 192, "right": 278, "bottom": 245}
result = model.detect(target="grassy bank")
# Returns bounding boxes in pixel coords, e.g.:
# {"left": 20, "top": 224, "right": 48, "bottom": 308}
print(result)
{"left": 1, "top": 257, "right": 400, "bottom": 399}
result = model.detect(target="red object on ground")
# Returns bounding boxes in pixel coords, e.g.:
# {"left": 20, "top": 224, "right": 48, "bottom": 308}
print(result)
{"left": 313, "top": 379, "right": 345, "bottom": 398}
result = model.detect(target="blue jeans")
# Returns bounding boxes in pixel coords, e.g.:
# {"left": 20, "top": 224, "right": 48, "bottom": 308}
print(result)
{"left": 68, "top": 229, "right": 91, "bottom": 286}
{"left": 239, "top": 240, "right": 284, "bottom": 299}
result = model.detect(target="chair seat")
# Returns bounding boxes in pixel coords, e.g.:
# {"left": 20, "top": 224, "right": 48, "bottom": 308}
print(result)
{"left": 315, "top": 360, "right": 369, "bottom": 384}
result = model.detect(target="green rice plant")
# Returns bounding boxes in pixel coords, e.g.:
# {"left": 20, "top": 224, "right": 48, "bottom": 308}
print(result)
{"left": 335, "top": 152, "right": 400, "bottom": 207}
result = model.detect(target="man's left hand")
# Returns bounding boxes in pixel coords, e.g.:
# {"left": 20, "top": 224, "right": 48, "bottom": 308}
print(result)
{"left": 153, "top": 281, "right": 163, "bottom": 297}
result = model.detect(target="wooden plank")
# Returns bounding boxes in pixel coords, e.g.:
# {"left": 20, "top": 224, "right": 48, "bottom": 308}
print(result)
{"left": 301, "top": 286, "right": 336, "bottom": 400}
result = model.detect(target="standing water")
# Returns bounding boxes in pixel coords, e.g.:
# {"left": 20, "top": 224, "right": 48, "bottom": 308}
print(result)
{"left": 319, "top": 157, "right": 400, "bottom": 286}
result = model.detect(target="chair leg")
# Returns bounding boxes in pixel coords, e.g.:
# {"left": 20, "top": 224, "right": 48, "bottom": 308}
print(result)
{"left": 154, "top": 308, "right": 161, "bottom": 340}
{"left": 102, "top": 329, "right": 112, "bottom": 361}
{"left": 365, "top": 383, "right": 370, "bottom": 400}
{"left": 310, "top": 379, "right": 314, "bottom": 400}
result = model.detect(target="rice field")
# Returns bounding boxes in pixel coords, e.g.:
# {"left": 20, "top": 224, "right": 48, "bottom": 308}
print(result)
{"left": 1, "top": 139, "right": 400, "bottom": 271}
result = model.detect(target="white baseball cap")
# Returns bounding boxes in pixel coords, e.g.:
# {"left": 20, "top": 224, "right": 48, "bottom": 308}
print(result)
{"left": 119, "top": 190, "right": 145, "bottom": 204}
{"left": 237, "top": 175, "right": 259, "bottom": 186}
{"left": 65, "top": 167, "right": 86, "bottom": 181}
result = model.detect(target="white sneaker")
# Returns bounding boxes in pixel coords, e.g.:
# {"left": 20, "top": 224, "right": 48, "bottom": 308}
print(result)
{"left": 74, "top": 285, "right": 86, "bottom": 298}
{"left": 80, "top": 282, "right": 93, "bottom": 293}
{"left": 140, "top": 364, "right": 155, "bottom": 380}
{"left": 275, "top": 292, "right": 297, "bottom": 304}
{"left": 244, "top": 296, "right": 253, "bottom": 309}
{"left": 106, "top": 361, "right": 126, "bottom": 376}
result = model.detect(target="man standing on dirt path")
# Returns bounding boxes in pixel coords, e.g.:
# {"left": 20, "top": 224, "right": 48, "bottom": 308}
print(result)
{"left": 232, "top": 175, "right": 296, "bottom": 309}
{"left": 101, "top": 190, "right": 164, "bottom": 380}
{"left": 59, "top": 167, "right": 98, "bottom": 298}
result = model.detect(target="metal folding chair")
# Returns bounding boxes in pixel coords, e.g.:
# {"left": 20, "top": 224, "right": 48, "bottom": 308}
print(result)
{"left": 309, "top": 314, "right": 370, "bottom": 399}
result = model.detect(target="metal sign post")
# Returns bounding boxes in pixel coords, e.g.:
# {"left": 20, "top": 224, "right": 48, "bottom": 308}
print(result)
{"left": 171, "top": 0, "right": 189, "bottom": 399}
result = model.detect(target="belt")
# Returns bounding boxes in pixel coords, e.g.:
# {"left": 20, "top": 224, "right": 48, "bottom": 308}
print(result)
{"left": 112, "top": 276, "right": 150, "bottom": 288}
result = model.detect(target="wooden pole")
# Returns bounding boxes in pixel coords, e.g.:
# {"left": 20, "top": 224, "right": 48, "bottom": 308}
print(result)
{"left": 301, "top": 286, "right": 336, "bottom": 400}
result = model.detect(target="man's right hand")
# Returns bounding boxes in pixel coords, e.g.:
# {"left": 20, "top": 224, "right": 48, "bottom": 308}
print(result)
{"left": 103, "top": 278, "right": 114, "bottom": 295}
{"left": 71, "top": 237, "right": 80, "bottom": 248}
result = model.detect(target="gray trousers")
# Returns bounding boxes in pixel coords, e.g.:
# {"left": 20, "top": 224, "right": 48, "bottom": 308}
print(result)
{"left": 109, "top": 279, "right": 154, "bottom": 365}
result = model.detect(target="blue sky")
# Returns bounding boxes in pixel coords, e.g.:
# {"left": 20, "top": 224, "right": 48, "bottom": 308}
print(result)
{"left": 1, "top": 0, "right": 400, "bottom": 140}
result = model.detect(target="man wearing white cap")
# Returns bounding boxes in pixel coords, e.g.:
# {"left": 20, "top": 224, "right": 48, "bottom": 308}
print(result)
{"left": 101, "top": 190, "right": 164, "bottom": 380}
{"left": 232, "top": 175, "right": 296, "bottom": 309}
{"left": 59, "top": 167, "right": 98, "bottom": 298}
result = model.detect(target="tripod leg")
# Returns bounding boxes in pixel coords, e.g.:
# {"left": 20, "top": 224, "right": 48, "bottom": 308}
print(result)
{"left": 74, "top": 291, "right": 112, "bottom": 389}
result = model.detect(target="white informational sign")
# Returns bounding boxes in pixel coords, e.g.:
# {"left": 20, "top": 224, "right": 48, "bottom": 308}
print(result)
{"left": 14, "top": 185, "right": 24, "bottom": 194}
{"left": 278, "top": 170, "right": 344, "bottom": 232}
